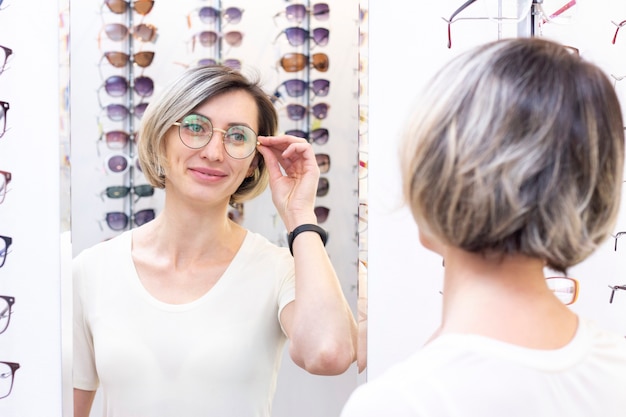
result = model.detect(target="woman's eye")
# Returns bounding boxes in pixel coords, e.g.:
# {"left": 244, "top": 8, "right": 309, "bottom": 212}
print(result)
{"left": 227, "top": 128, "right": 248, "bottom": 143}
{"left": 185, "top": 123, "right": 207, "bottom": 135}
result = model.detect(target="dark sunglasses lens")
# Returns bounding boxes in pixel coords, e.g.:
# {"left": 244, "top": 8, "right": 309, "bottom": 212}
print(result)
{"left": 310, "top": 128, "right": 329, "bottom": 145}
{"left": 134, "top": 23, "right": 157, "bottom": 42}
{"left": 134, "top": 76, "right": 154, "bottom": 97}
{"left": 285, "top": 129, "right": 307, "bottom": 139}
{"left": 280, "top": 53, "right": 306, "bottom": 72}
{"left": 198, "top": 6, "right": 219, "bottom": 23}
{"left": 314, "top": 206, "right": 330, "bottom": 223}
{"left": 135, "top": 102, "right": 149, "bottom": 118}
{"left": 312, "top": 53, "right": 329, "bottom": 72}
{"left": 104, "top": 76, "right": 128, "bottom": 97}
{"left": 108, "top": 155, "right": 128, "bottom": 173}
{"left": 106, "top": 212, "right": 128, "bottom": 230}
{"left": 198, "top": 58, "right": 218, "bottom": 66}
{"left": 105, "top": 131, "right": 130, "bottom": 149}
{"left": 317, "top": 177, "right": 329, "bottom": 197}
{"left": 224, "top": 7, "right": 242, "bottom": 24}
{"left": 134, "top": 51, "right": 155, "bottom": 67}
{"left": 198, "top": 31, "right": 218, "bottom": 47}
{"left": 311, "top": 79, "right": 330, "bottom": 96}
{"left": 104, "top": 52, "right": 129, "bottom": 68}
{"left": 316, "top": 153, "right": 330, "bottom": 173}
{"left": 106, "top": 186, "right": 130, "bottom": 198}
{"left": 105, "top": 0, "right": 127, "bottom": 14}
{"left": 135, "top": 209, "right": 156, "bottom": 226}
{"left": 312, "top": 103, "right": 329, "bottom": 119}
{"left": 134, "top": 184, "right": 155, "bottom": 197}
{"left": 285, "top": 4, "right": 306, "bottom": 22}
{"left": 313, "top": 3, "right": 330, "bottom": 20}
{"left": 224, "top": 31, "right": 243, "bottom": 46}
{"left": 104, "top": 23, "right": 128, "bottom": 41}
{"left": 312, "top": 28, "right": 329, "bottom": 46}
{"left": 286, "top": 104, "right": 306, "bottom": 121}
{"left": 133, "top": 0, "right": 154, "bottom": 15}
{"left": 284, "top": 27, "right": 307, "bottom": 46}
{"left": 223, "top": 59, "right": 242, "bottom": 70}
{"left": 283, "top": 79, "right": 307, "bottom": 97}
{"left": 105, "top": 104, "right": 129, "bottom": 121}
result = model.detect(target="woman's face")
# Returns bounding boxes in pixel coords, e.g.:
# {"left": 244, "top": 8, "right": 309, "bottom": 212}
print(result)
{"left": 163, "top": 89, "right": 259, "bottom": 207}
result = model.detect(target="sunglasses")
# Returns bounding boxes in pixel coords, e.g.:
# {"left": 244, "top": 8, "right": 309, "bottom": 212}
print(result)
{"left": 174, "top": 113, "right": 258, "bottom": 159}
{"left": 100, "top": 102, "right": 149, "bottom": 122}
{"left": 103, "top": 0, "right": 154, "bottom": 15}
{"left": 285, "top": 128, "right": 329, "bottom": 145}
{"left": 105, "top": 209, "right": 155, "bottom": 231}
{"left": 275, "top": 27, "right": 329, "bottom": 47}
{"left": 188, "top": 6, "right": 244, "bottom": 26}
{"left": 99, "top": 75, "right": 154, "bottom": 98}
{"left": 0, "top": 295, "right": 15, "bottom": 335}
{"left": 0, "top": 235, "right": 12, "bottom": 268}
{"left": 101, "top": 22, "right": 158, "bottom": 43}
{"left": 0, "top": 362, "right": 19, "bottom": 399}
{"left": 191, "top": 31, "right": 244, "bottom": 50}
{"left": 284, "top": 103, "right": 330, "bottom": 121}
{"left": 102, "top": 51, "right": 155, "bottom": 68}
{"left": 315, "top": 153, "right": 330, "bottom": 173}
{"left": 317, "top": 177, "right": 329, "bottom": 197}
{"left": 273, "top": 79, "right": 330, "bottom": 101}
{"left": 103, "top": 184, "right": 154, "bottom": 199}
{"left": 314, "top": 206, "right": 330, "bottom": 223}
{"left": 196, "top": 58, "right": 242, "bottom": 70}
{"left": 0, "top": 170, "right": 11, "bottom": 204}
{"left": 0, "top": 45, "right": 12, "bottom": 75}
{"left": 0, "top": 100, "right": 8, "bottom": 139}
{"left": 279, "top": 52, "right": 329, "bottom": 73}
{"left": 98, "top": 130, "right": 136, "bottom": 150}
{"left": 104, "top": 154, "right": 142, "bottom": 175}
{"left": 273, "top": 3, "right": 330, "bottom": 23}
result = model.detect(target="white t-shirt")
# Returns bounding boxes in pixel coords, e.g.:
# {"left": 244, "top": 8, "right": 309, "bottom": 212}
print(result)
{"left": 341, "top": 319, "right": 626, "bottom": 417}
{"left": 73, "top": 230, "right": 296, "bottom": 417}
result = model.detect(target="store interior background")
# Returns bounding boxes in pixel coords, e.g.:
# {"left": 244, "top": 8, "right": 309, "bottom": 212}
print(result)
{"left": 1, "top": 1, "right": 626, "bottom": 416}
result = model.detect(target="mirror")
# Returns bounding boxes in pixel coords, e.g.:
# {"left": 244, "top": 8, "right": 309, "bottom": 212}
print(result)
{"left": 68, "top": 0, "right": 366, "bottom": 415}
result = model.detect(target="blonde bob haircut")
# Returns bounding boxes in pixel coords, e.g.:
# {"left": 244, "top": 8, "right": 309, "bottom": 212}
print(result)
{"left": 401, "top": 38, "right": 625, "bottom": 273}
{"left": 137, "top": 65, "right": 278, "bottom": 205}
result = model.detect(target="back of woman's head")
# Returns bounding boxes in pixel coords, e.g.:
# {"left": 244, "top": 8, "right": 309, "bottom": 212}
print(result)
{"left": 401, "top": 37, "right": 625, "bottom": 272}
{"left": 138, "top": 65, "right": 278, "bottom": 204}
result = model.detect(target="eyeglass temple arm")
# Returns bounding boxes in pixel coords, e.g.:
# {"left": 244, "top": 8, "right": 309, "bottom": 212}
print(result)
{"left": 444, "top": 0, "right": 478, "bottom": 48}
{"left": 608, "top": 284, "right": 626, "bottom": 303}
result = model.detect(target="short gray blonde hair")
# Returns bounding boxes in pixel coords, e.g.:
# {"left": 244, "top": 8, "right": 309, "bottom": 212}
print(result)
{"left": 137, "top": 65, "right": 278, "bottom": 205}
{"left": 401, "top": 38, "right": 625, "bottom": 272}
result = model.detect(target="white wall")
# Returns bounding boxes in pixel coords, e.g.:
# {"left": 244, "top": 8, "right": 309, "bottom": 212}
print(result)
{"left": 367, "top": 0, "right": 626, "bottom": 380}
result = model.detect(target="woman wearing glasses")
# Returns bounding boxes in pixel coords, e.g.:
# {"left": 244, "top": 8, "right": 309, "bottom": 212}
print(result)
{"left": 73, "top": 65, "right": 357, "bottom": 417}
{"left": 341, "top": 37, "right": 626, "bottom": 416}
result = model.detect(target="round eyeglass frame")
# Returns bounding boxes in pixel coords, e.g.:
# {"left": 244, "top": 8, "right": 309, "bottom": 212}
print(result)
{"left": 173, "top": 114, "right": 259, "bottom": 160}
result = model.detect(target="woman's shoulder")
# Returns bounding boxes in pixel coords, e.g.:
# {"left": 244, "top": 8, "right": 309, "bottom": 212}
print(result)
{"left": 73, "top": 230, "right": 132, "bottom": 265}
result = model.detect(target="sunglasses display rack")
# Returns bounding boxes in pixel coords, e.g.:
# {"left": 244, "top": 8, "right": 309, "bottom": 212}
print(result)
{"left": 97, "top": 0, "right": 158, "bottom": 235}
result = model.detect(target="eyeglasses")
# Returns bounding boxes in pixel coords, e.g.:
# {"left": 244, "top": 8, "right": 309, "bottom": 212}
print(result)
{"left": 272, "top": 79, "right": 330, "bottom": 101}
{"left": 102, "top": 51, "right": 155, "bottom": 68}
{"left": 0, "top": 170, "right": 11, "bottom": 204}
{"left": 317, "top": 177, "right": 329, "bottom": 197}
{"left": 193, "top": 58, "right": 242, "bottom": 70}
{"left": 103, "top": 184, "right": 154, "bottom": 199}
{"left": 103, "top": 0, "right": 154, "bottom": 15}
{"left": 274, "top": 27, "right": 329, "bottom": 47}
{"left": 0, "top": 100, "right": 9, "bottom": 139}
{"left": 189, "top": 6, "right": 244, "bottom": 25}
{"left": 545, "top": 276, "right": 579, "bottom": 305}
{"left": 99, "top": 75, "right": 154, "bottom": 98}
{"left": 273, "top": 3, "right": 330, "bottom": 23}
{"left": 100, "top": 102, "right": 149, "bottom": 122}
{"left": 315, "top": 153, "right": 330, "bottom": 173}
{"left": 0, "top": 235, "right": 12, "bottom": 268}
{"left": 315, "top": 206, "right": 329, "bottom": 223}
{"left": 279, "top": 52, "right": 329, "bottom": 73}
{"left": 0, "top": 45, "right": 12, "bottom": 75}
{"left": 104, "top": 154, "right": 142, "bottom": 174}
{"left": 105, "top": 209, "right": 155, "bottom": 231}
{"left": 0, "top": 361, "right": 20, "bottom": 399}
{"left": 98, "top": 130, "right": 136, "bottom": 150}
{"left": 444, "top": 0, "right": 532, "bottom": 48}
{"left": 613, "top": 231, "right": 626, "bottom": 251}
{"left": 0, "top": 295, "right": 15, "bottom": 335}
{"left": 101, "top": 22, "right": 158, "bottom": 43}
{"left": 284, "top": 103, "right": 330, "bottom": 121}
{"left": 191, "top": 30, "right": 244, "bottom": 50}
{"left": 285, "top": 128, "right": 329, "bottom": 145}
{"left": 173, "top": 114, "right": 259, "bottom": 159}
{"left": 608, "top": 284, "right": 626, "bottom": 304}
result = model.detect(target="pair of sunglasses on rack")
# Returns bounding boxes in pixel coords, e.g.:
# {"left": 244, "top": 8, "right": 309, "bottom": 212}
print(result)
{"left": 191, "top": 30, "right": 243, "bottom": 49}
{"left": 105, "top": 209, "right": 155, "bottom": 231}
{"left": 196, "top": 58, "right": 242, "bottom": 70}
{"left": 101, "top": 22, "right": 158, "bottom": 44}
{"left": 100, "top": 102, "right": 149, "bottom": 122}
{"left": 275, "top": 27, "right": 329, "bottom": 47}
{"left": 0, "top": 100, "right": 8, "bottom": 139}
{"left": 174, "top": 114, "right": 258, "bottom": 160}
{"left": 0, "top": 45, "right": 12, "bottom": 76}
{"left": 103, "top": 0, "right": 153, "bottom": 15}
{"left": 0, "top": 235, "right": 12, "bottom": 268}
{"left": 272, "top": 79, "right": 330, "bottom": 101}
{"left": 98, "top": 130, "right": 136, "bottom": 150}
{"left": 105, "top": 154, "right": 142, "bottom": 175}
{"left": 188, "top": 6, "right": 244, "bottom": 26}
{"left": 99, "top": 75, "right": 154, "bottom": 98}
{"left": 286, "top": 128, "right": 329, "bottom": 145}
{"left": 279, "top": 53, "right": 329, "bottom": 73}
{"left": 0, "top": 295, "right": 15, "bottom": 335}
{"left": 284, "top": 103, "right": 329, "bottom": 121}
{"left": 273, "top": 3, "right": 330, "bottom": 23}
{"left": 102, "top": 184, "right": 154, "bottom": 199}
{"left": 102, "top": 51, "right": 154, "bottom": 68}
{"left": 0, "top": 170, "right": 11, "bottom": 204}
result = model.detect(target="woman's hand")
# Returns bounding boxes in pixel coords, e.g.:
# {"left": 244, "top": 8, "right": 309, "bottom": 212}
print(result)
{"left": 256, "top": 134, "right": 320, "bottom": 229}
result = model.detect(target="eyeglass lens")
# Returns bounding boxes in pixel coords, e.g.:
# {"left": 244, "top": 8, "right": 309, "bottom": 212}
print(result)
{"left": 315, "top": 154, "right": 330, "bottom": 173}
{"left": 317, "top": 177, "right": 329, "bottom": 197}
{"left": 106, "top": 209, "right": 155, "bottom": 231}
{"left": 177, "top": 114, "right": 258, "bottom": 159}
{"left": 0, "top": 170, "right": 11, "bottom": 204}
{"left": 0, "top": 101, "right": 8, "bottom": 139}
{"left": 0, "top": 235, "right": 12, "bottom": 268}
{"left": 0, "top": 45, "right": 12, "bottom": 75}
{"left": 0, "top": 295, "right": 15, "bottom": 334}
{"left": 314, "top": 206, "right": 330, "bottom": 223}
{"left": 0, "top": 361, "right": 20, "bottom": 399}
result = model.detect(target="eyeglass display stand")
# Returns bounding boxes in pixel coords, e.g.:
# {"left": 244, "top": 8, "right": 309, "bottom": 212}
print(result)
{"left": 125, "top": 4, "right": 137, "bottom": 228}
